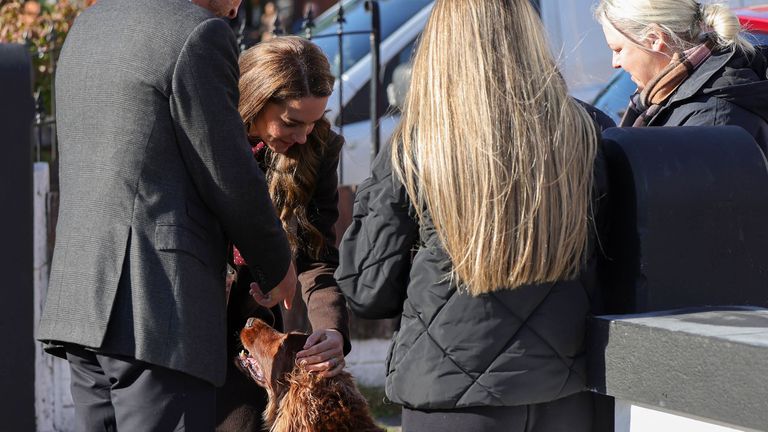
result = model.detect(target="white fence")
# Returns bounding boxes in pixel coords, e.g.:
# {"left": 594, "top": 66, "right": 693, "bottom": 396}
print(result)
{"left": 33, "top": 162, "right": 75, "bottom": 432}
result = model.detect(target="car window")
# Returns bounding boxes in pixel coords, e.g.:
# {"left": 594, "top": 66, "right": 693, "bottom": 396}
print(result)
{"left": 338, "top": 37, "right": 418, "bottom": 126}
{"left": 592, "top": 71, "right": 636, "bottom": 125}
{"left": 306, "top": 0, "right": 431, "bottom": 76}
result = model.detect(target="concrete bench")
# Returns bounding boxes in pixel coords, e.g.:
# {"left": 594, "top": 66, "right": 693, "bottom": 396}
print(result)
{"left": 588, "top": 307, "right": 768, "bottom": 432}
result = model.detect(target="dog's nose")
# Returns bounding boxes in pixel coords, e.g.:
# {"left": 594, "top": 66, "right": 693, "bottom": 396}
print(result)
{"left": 245, "top": 318, "right": 255, "bottom": 328}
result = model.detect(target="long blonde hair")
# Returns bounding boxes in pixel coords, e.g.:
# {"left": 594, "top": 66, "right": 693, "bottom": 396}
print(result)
{"left": 239, "top": 36, "right": 336, "bottom": 258}
{"left": 392, "top": 0, "right": 598, "bottom": 295}
{"left": 595, "top": 0, "right": 754, "bottom": 54}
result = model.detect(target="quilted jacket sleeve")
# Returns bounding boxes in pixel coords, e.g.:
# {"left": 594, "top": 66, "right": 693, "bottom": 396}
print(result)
{"left": 335, "top": 143, "right": 419, "bottom": 319}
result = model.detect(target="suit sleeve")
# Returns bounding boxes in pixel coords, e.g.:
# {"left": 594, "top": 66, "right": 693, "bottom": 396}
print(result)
{"left": 169, "top": 18, "right": 290, "bottom": 291}
{"left": 295, "top": 133, "right": 351, "bottom": 354}
{"left": 335, "top": 143, "right": 419, "bottom": 319}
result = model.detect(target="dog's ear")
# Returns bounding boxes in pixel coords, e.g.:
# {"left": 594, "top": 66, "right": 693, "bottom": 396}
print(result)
{"left": 283, "top": 333, "right": 310, "bottom": 359}
{"left": 270, "top": 333, "right": 310, "bottom": 387}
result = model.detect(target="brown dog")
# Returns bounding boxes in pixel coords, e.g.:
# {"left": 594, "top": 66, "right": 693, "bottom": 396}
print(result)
{"left": 238, "top": 318, "right": 384, "bottom": 432}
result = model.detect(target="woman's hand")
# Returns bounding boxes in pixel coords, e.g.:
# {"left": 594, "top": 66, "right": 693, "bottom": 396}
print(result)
{"left": 295, "top": 328, "right": 345, "bottom": 378}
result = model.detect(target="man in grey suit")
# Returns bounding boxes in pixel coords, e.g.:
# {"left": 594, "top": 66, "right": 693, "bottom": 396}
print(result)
{"left": 37, "top": 0, "right": 297, "bottom": 429}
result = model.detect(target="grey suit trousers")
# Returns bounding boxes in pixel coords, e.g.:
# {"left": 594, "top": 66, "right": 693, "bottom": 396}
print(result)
{"left": 65, "top": 345, "right": 215, "bottom": 431}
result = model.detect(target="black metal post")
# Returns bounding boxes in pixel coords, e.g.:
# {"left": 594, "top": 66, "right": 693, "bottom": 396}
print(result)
{"left": 272, "top": 9, "right": 285, "bottom": 37}
{"left": 365, "top": 0, "right": 381, "bottom": 161}
{"left": 0, "top": 43, "right": 36, "bottom": 432}
{"left": 47, "top": 25, "right": 58, "bottom": 162}
{"left": 234, "top": 16, "right": 247, "bottom": 52}
{"left": 34, "top": 91, "right": 44, "bottom": 162}
{"left": 302, "top": 4, "right": 315, "bottom": 40}
{"left": 335, "top": 4, "right": 346, "bottom": 184}
{"left": 335, "top": 4, "right": 346, "bottom": 132}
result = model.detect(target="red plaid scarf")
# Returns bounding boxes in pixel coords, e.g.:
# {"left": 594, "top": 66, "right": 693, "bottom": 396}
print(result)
{"left": 622, "top": 39, "right": 715, "bottom": 127}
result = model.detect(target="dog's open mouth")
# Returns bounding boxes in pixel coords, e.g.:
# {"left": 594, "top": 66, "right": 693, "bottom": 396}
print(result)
{"left": 239, "top": 350, "right": 265, "bottom": 385}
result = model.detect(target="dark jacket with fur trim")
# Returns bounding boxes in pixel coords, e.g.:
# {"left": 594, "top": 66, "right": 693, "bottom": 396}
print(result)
{"left": 336, "top": 106, "right": 612, "bottom": 409}
{"left": 625, "top": 48, "right": 768, "bottom": 154}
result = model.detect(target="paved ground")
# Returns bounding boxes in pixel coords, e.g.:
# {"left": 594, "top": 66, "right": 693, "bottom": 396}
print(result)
{"left": 346, "top": 338, "right": 389, "bottom": 387}
{"left": 346, "top": 338, "right": 401, "bottom": 430}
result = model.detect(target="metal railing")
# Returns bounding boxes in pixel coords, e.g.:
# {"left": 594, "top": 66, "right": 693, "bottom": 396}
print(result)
{"left": 25, "top": 25, "right": 59, "bottom": 165}
{"left": 257, "top": 1, "right": 383, "bottom": 183}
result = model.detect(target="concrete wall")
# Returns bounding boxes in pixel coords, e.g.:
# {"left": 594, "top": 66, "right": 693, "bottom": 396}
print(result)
{"left": 588, "top": 308, "right": 768, "bottom": 432}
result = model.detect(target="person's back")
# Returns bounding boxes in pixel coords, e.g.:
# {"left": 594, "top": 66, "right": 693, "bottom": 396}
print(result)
{"left": 336, "top": 0, "right": 604, "bottom": 431}
{"left": 45, "top": 0, "right": 241, "bottom": 384}
{"left": 39, "top": 0, "right": 296, "bottom": 429}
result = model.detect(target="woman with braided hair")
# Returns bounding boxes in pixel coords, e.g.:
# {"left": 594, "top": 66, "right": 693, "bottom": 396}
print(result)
{"left": 597, "top": 0, "right": 768, "bottom": 152}
{"left": 216, "top": 36, "right": 350, "bottom": 431}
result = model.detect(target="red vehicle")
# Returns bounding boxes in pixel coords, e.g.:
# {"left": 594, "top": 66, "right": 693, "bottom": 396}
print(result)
{"left": 736, "top": 5, "right": 768, "bottom": 34}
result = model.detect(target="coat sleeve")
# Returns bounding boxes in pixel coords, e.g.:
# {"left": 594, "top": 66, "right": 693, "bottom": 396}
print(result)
{"left": 169, "top": 18, "right": 290, "bottom": 291}
{"left": 295, "top": 133, "right": 351, "bottom": 354}
{"left": 335, "top": 143, "right": 419, "bottom": 319}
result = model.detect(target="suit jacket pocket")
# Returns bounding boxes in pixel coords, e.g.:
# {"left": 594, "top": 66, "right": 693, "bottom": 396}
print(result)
{"left": 155, "top": 223, "right": 212, "bottom": 266}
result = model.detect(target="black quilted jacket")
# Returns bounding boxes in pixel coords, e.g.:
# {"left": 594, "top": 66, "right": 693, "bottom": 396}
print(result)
{"left": 336, "top": 106, "right": 611, "bottom": 409}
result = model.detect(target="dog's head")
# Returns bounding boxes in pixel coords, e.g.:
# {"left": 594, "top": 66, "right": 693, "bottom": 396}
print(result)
{"left": 239, "top": 318, "right": 385, "bottom": 432}
{"left": 238, "top": 317, "right": 309, "bottom": 396}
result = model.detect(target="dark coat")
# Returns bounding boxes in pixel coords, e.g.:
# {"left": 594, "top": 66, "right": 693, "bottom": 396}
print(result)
{"left": 293, "top": 132, "right": 351, "bottom": 343}
{"left": 231, "top": 131, "right": 351, "bottom": 349}
{"left": 626, "top": 48, "right": 768, "bottom": 154}
{"left": 38, "top": 0, "right": 291, "bottom": 386}
{"left": 336, "top": 108, "right": 612, "bottom": 409}
{"left": 217, "top": 131, "right": 350, "bottom": 431}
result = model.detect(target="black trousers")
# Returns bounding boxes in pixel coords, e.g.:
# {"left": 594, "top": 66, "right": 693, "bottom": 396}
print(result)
{"left": 402, "top": 391, "right": 593, "bottom": 432}
{"left": 64, "top": 344, "right": 216, "bottom": 432}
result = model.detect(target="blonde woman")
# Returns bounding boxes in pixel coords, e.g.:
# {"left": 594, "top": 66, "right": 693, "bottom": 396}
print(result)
{"left": 336, "top": 0, "right": 610, "bottom": 430}
{"left": 596, "top": 0, "right": 768, "bottom": 151}
{"left": 216, "top": 36, "right": 350, "bottom": 431}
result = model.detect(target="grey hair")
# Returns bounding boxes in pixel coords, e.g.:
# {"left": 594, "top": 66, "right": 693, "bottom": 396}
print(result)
{"left": 595, "top": 0, "right": 754, "bottom": 54}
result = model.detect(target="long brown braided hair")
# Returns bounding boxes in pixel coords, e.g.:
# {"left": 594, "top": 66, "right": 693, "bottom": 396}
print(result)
{"left": 239, "top": 36, "right": 335, "bottom": 259}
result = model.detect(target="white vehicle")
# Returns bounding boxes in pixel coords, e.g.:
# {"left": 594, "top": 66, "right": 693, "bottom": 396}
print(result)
{"left": 307, "top": 0, "right": 432, "bottom": 185}
{"left": 312, "top": 0, "right": 766, "bottom": 185}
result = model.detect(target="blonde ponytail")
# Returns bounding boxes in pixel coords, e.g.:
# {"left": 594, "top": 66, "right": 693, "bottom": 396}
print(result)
{"left": 701, "top": 3, "right": 755, "bottom": 54}
{"left": 596, "top": 0, "right": 755, "bottom": 54}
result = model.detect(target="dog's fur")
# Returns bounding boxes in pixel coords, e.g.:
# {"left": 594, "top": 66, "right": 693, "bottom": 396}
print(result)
{"left": 239, "top": 318, "right": 384, "bottom": 432}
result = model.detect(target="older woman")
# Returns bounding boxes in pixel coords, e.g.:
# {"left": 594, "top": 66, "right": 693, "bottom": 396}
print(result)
{"left": 216, "top": 36, "right": 350, "bottom": 431}
{"left": 596, "top": 0, "right": 768, "bottom": 151}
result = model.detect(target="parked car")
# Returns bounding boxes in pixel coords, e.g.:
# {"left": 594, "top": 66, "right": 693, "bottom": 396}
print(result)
{"left": 592, "top": 4, "right": 768, "bottom": 124}
{"left": 305, "top": 0, "right": 432, "bottom": 185}
{"left": 308, "top": 0, "right": 622, "bottom": 185}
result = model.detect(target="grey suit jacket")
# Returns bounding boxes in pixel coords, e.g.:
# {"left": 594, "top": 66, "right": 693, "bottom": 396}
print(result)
{"left": 37, "top": 0, "right": 291, "bottom": 386}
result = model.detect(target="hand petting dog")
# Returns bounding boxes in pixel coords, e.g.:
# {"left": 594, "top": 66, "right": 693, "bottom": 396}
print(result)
{"left": 239, "top": 318, "right": 384, "bottom": 432}
{"left": 295, "top": 329, "right": 345, "bottom": 378}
